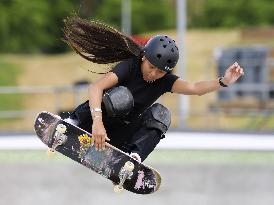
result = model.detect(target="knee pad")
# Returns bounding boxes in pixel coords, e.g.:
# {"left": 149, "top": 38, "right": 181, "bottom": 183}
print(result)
{"left": 102, "top": 86, "right": 134, "bottom": 118}
{"left": 141, "top": 103, "right": 171, "bottom": 134}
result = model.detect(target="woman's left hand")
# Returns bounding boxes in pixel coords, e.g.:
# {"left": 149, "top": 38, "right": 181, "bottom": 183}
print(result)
{"left": 223, "top": 62, "right": 245, "bottom": 86}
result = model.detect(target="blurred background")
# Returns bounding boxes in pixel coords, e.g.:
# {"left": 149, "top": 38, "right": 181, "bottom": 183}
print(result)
{"left": 1, "top": 0, "right": 274, "bottom": 204}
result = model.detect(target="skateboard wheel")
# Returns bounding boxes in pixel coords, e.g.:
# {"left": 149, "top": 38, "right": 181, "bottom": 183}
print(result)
{"left": 124, "top": 161, "right": 134, "bottom": 172}
{"left": 47, "top": 148, "right": 56, "bottom": 157}
{"left": 56, "top": 124, "right": 66, "bottom": 133}
{"left": 113, "top": 185, "right": 124, "bottom": 193}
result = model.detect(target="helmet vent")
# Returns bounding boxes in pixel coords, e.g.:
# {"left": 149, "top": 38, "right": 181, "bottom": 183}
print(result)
{"left": 160, "top": 38, "right": 164, "bottom": 41}
{"left": 163, "top": 45, "right": 167, "bottom": 48}
{"left": 157, "top": 54, "right": 162, "bottom": 59}
{"left": 171, "top": 48, "right": 174, "bottom": 52}
{"left": 167, "top": 59, "right": 171, "bottom": 64}
{"left": 169, "top": 41, "right": 171, "bottom": 43}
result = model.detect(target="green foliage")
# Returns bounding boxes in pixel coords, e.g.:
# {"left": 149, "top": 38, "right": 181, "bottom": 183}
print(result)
{"left": 0, "top": 0, "right": 77, "bottom": 53}
{"left": 132, "top": 0, "right": 175, "bottom": 34}
{"left": 187, "top": 0, "right": 274, "bottom": 28}
{"left": 1, "top": 0, "right": 274, "bottom": 53}
{"left": 94, "top": 0, "right": 176, "bottom": 34}
{"left": 93, "top": 0, "right": 121, "bottom": 30}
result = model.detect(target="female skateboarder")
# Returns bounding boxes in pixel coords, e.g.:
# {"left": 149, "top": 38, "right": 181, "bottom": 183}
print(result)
{"left": 63, "top": 17, "right": 244, "bottom": 162}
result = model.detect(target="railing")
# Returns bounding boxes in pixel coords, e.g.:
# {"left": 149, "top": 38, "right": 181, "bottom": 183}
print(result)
{"left": 0, "top": 84, "right": 274, "bottom": 131}
{"left": 0, "top": 85, "right": 89, "bottom": 119}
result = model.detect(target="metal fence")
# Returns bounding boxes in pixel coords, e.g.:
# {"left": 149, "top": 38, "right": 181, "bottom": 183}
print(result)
{"left": 0, "top": 85, "right": 88, "bottom": 119}
{"left": 0, "top": 84, "right": 274, "bottom": 131}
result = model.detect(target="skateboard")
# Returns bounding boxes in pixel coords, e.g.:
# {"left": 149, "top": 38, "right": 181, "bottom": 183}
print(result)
{"left": 34, "top": 111, "right": 161, "bottom": 194}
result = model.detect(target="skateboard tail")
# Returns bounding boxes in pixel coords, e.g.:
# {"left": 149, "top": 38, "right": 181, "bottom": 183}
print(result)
{"left": 34, "top": 111, "right": 60, "bottom": 145}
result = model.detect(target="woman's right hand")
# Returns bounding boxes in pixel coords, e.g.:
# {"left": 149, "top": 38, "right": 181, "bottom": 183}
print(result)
{"left": 92, "top": 118, "right": 110, "bottom": 151}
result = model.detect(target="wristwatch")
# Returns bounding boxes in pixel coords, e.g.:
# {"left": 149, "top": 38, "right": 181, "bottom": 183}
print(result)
{"left": 218, "top": 77, "right": 228, "bottom": 87}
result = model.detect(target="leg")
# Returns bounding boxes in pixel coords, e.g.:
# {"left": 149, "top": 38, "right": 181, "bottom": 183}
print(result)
{"left": 62, "top": 100, "right": 93, "bottom": 133}
{"left": 127, "top": 103, "right": 171, "bottom": 161}
{"left": 64, "top": 85, "right": 135, "bottom": 146}
{"left": 128, "top": 128, "right": 162, "bottom": 162}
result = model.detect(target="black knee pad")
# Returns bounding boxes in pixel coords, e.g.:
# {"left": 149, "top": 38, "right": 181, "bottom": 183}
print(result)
{"left": 141, "top": 103, "right": 171, "bottom": 134}
{"left": 102, "top": 86, "right": 134, "bottom": 118}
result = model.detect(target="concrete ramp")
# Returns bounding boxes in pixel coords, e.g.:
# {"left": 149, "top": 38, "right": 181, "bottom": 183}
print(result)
{"left": 1, "top": 162, "right": 274, "bottom": 205}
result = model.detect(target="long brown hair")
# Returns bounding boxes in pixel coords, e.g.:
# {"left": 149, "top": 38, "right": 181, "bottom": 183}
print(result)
{"left": 63, "top": 16, "right": 143, "bottom": 65}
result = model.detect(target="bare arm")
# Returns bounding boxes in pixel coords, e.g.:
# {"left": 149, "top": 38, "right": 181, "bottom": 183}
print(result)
{"left": 171, "top": 78, "right": 221, "bottom": 96}
{"left": 88, "top": 72, "right": 118, "bottom": 111}
{"left": 89, "top": 72, "right": 118, "bottom": 151}
{"left": 172, "top": 62, "right": 244, "bottom": 95}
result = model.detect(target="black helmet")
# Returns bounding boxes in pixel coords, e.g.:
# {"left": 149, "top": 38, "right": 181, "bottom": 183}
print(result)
{"left": 143, "top": 35, "right": 179, "bottom": 72}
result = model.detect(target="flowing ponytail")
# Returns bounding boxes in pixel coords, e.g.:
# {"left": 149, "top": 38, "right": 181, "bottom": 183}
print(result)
{"left": 63, "top": 16, "right": 143, "bottom": 65}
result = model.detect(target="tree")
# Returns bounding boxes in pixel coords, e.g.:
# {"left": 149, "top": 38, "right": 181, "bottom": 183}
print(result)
{"left": 0, "top": 0, "right": 78, "bottom": 53}
{"left": 94, "top": 0, "right": 176, "bottom": 34}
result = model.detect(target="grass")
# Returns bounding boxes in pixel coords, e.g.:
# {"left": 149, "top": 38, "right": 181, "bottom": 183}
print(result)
{"left": 0, "top": 60, "right": 22, "bottom": 86}
{"left": 0, "top": 59, "right": 23, "bottom": 125}
{"left": 148, "top": 150, "right": 274, "bottom": 165}
{"left": 0, "top": 150, "right": 71, "bottom": 164}
{"left": 1, "top": 150, "right": 274, "bottom": 165}
{"left": 0, "top": 60, "right": 23, "bottom": 110}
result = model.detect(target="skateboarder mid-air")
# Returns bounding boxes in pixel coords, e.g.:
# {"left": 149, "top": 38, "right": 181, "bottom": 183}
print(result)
{"left": 63, "top": 16, "right": 244, "bottom": 162}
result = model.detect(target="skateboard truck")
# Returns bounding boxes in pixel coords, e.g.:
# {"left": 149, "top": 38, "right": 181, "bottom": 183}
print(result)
{"left": 113, "top": 161, "right": 135, "bottom": 193}
{"left": 48, "top": 124, "right": 67, "bottom": 155}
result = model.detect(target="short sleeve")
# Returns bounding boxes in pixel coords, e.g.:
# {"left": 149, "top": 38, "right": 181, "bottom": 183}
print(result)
{"left": 162, "top": 74, "right": 180, "bottom": 92}
{"left": 111, "top": 60, "right": 132, "bottom": 85}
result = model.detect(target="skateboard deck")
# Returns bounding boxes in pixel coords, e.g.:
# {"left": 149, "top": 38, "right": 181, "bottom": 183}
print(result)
{"left": 34, "top": 111, "right": 161, "bottom": 194}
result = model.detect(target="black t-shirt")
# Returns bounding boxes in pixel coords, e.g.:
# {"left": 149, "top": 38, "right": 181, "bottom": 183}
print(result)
{"left": 111, "top": 57, "right": 179, "bottom": 120}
